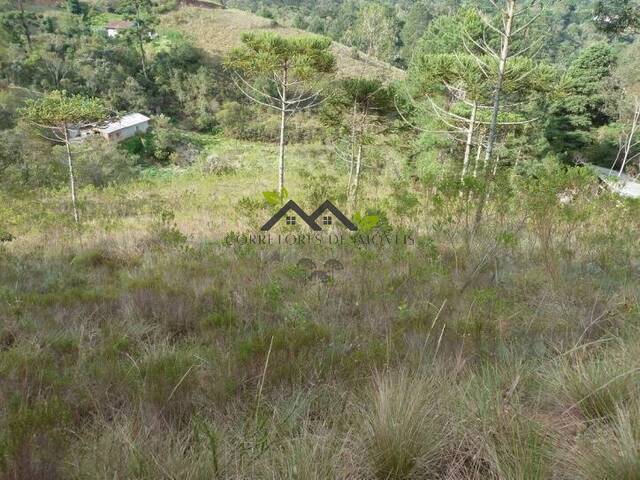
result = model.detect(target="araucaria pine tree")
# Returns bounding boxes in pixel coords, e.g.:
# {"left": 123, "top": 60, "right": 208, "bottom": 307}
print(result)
{"left": 20, "top": 91, "right": 107, "bottom": 224}
{"left": 226, "top": 32, "right": 336, "bottom": 195}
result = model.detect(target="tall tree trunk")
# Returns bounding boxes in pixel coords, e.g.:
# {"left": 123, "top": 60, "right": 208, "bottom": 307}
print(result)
{"left": 17, "top": 0, "right": 32, "bottom": 51}
{"left": 618, "top": 98, "right": 640, "bottom": 177}
{"left": 63, "top": 124, "right": 79, "bottom": 224}
{"left": 347, "top": 151, "right": 355, "bottom": 198}
{"left": 484, "top": 0, "right": 515, "bottom": 168}
{"left": 475, "top": 0, "right": 516, "bottom": 228}
{"left": 473, "top": 134, "right": 484, "bottom": 178}
{"left": 514, "top": 146, "right": 523, "bottom": 168}
{"left": 352, "top": 143, "right": 363, "bottom": 206}
{"left": 277, "top": 67, "right": 288, "bottom": 195}
{"left": 461, "top": 100, "right": 478, "bottom": 181}
{"left": 138, "top": 35, "right": 148, "bottom": 79}
{"left": 347, "top": 101, "right": 357, "bottom": 204}
{"left": 134, "top": 4, "right": 148, "bottom": 79}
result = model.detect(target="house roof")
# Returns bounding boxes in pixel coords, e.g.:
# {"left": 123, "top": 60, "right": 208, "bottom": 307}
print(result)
{"left": 589, "top": 164, "right": 640, "bottom": 198}
{"left": 98, "top": 113, "right": 150, "bottom": 134}
{"left": 106, "top": 20, "right": 135, "bottom": 29}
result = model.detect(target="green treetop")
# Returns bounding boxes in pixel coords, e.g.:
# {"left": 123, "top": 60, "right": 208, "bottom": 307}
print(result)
{"left": 226, "top": 32, "right": 335, "bottom": 195}
{"left": 20, "top": 91, "right": 107, "bottom": 223}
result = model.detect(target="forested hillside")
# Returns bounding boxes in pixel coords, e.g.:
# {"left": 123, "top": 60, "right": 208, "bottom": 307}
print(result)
{"left": 1, "top": 0, "right": 640, "bottom": 478}
{"left": 227, "top": 0, "right": 617, "bottom": 66}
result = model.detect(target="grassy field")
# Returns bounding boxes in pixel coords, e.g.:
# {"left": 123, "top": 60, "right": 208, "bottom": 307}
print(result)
{"left": 161, "top": 7, "right": 405, "bottom": 81}
{"left": 1, "top": 139, "right": 640, "bottom": 478}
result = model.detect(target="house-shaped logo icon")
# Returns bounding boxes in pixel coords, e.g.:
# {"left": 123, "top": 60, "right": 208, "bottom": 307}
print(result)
{"left": 261, "top": 200, "right": 357, "bottom": 231}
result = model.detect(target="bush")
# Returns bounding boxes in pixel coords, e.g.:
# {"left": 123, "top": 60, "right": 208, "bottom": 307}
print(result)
{"left": 217, "top": 102, "right": 327, "bottom": 143}
{"left": 0, "top": 229, "right": 14, "bottom": 242}
{"left": 66, "top": 138, "right": 139, "bottom": 188}
{"left": 145, "top": 115, "right": 182, "bottom": 163}
{"left": 196, "top": 152, "right": 241, "bottom": 175}
{"left": 256, "top": 7, "right": 275, "bottom": 19}
{"left": 216, "top": 102, "right": 251, "bottom": 139}
{"left": 0, "top": 128, "right": 63, "bottom": 190}
{"left": 156, "top": 0, "right": 179, "bottom": 13}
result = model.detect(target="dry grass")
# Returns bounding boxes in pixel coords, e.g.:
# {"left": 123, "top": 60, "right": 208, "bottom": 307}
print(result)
{"left": 566, "top": 402, "right": 640, "bottom": 480}
{"left": 359, "top": 371, "right": 451, "bottom": 479}
{"left": 1, "top": 142, "right": 640, "bottom": 478}
{"left": 160, "top": 7, "right": 405, "bottom": 81}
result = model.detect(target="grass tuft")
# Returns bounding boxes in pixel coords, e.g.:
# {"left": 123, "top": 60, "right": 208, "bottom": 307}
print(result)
{"left": 568, "top": 402, "right": 640, "bottom": 480}
{"left": 359, "top": 370, "right": 450, "bottom": 480}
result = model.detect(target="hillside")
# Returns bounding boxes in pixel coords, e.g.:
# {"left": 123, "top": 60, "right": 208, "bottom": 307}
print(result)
{"left": 3, "top": 1, "right": 640, "bottom": 478}
{"left": 161, "top": 6, "right": 405, "bottom": 81}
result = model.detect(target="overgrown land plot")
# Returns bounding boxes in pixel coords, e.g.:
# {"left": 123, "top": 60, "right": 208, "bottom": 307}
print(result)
{"left": 1, "top": 0, "right": 640, "bottom": 478}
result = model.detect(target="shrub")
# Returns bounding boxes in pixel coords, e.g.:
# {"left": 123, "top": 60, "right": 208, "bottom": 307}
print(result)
{"left": 147, "top": 209, "right": 188, "bottom": 248}
{"left": 71, "top": 247, "right": 126, "bottom": 270}
{"left": 217, "top": 103, "right": 327, "bottom": 142}
{"left": 216, "top": 101, "right": 251, "bottom": 139}
{"left": 145, "top": 115, "right": 184, "bottom": 163}
{"left": 196, "top": 152, "right": 241, "bottom": 175}
{"left": 0, "top": 229, "right": 14, "bottom": 242}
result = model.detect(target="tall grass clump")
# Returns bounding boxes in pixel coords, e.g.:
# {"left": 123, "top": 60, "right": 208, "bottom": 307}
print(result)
{"left": 550, "top": 347, "right": 639, "bottom": 421}
{"left": 567, "top": 402, "right": 640, "bottom": 479}
{"left": 358, "top": 370, "right": 450, "bottom": 480}
{"left": 458, "top": 359, "right": 555, "bottom": 480}
{"left": 252, "top": 428, "right": 346, "bottom": 479}
{"left": 486, "top": 415, "right": 554, "bottom": 480}
{"left": 139, "top": 344, "right": 202, "bottom": 423}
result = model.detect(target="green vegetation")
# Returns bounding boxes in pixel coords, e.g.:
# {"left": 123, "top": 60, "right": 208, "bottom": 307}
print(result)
{"left": 1, "top": 0, "right": 640, "bottom": 478}
{"left": 20, "top": 91, "right": 108, "bottom": 223}
{"left": 226, "top": 32, "right": 336, "bottom": 193}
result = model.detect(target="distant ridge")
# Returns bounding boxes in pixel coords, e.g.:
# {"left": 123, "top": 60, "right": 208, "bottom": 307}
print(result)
{"left": 181, "top": 0, "right": 225, "bottom": 9}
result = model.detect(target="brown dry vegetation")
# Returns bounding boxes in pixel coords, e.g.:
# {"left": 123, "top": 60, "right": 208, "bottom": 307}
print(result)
{"left": 1, "top": 140, "right": 640, "bottom": 478}
{"left": 161, "top": 6, "right": 405, "bottom": 81}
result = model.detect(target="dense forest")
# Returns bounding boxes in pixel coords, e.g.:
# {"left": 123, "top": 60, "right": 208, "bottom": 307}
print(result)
{"left": 1, "top": 0, "right": 640, "bottom": 478}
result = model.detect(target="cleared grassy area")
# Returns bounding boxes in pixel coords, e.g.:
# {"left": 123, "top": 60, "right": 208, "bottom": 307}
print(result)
{"left": 1, "top": 140, "right": 640, "bottom": 478}
{"left": 161, "top": 6, "right": 405, "bottom": 81}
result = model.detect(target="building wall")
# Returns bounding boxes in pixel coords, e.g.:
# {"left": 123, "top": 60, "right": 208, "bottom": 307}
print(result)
{"left": 103, "top": 121, "right": 149, "bottom": 141}
{"left": 136, "top": 121, "right": 150, "bottom": 135}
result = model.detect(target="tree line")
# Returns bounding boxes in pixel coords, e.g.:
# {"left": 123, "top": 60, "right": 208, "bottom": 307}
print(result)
{"left": 1, "top": 0, "right": 638, "bottom": 226}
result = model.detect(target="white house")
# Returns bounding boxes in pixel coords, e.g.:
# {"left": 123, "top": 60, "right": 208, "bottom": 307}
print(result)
{"left": 69, "top": 113, "right": 150, "bottom": 143}
{"left": 589, "top": 164, "right": 640, "bottom": 199}
{"left": 106, "top": 20, "right": 134, "bottom": 38}
{"left": 97, "top": 113, "right": 151, "bottom": 141}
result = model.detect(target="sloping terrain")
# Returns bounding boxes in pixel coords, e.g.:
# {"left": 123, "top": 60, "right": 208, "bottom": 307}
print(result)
{"left": 161, "top": 6, "right": 405, "bottom": 81}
